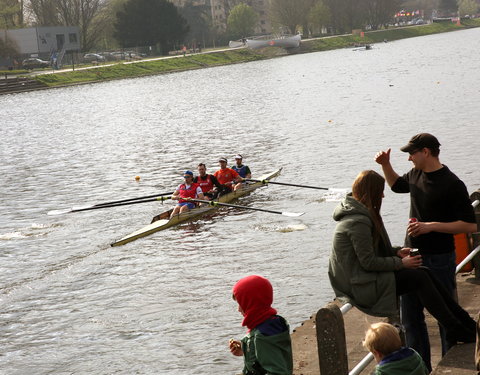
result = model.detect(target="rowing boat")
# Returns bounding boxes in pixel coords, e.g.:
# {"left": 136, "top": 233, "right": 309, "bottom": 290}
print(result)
{"left": 246, "top": 34, "right": 301, "bottom": 49}
{"left": 110, "top": 168, "right": 282, "bottom": 247}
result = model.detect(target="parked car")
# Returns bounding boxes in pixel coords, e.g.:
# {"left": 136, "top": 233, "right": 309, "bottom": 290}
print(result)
{"left": 111, "top": 51, "right": 126, "bottom": 60}
{"left": 22, "top": 58, "right": 50, "bottom": 69}
{"left": 83, "top": 53, "right": 106, "bottom": 62}
{"left": 98, "top": 52, "right": 116, "bottom": 61}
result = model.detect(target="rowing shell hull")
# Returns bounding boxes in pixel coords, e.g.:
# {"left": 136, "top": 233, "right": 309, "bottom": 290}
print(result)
{"left": 110, "top": 168, "right": 282, "bottom": 247}
{"left": 246, "top": 34, "right": 301, "bottom": 49}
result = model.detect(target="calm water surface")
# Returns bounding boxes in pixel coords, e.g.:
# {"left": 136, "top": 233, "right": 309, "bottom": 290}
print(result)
{"left": 1, "top": 28, "right": 480, "bottom": 374}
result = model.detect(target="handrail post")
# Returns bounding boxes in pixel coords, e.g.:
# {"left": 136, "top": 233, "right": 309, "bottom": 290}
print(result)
{"left": 470, "top": 191, "right": 480, "bottom": 279}
{"left": 316, "top": 302, "right": 349, "bottom": 375}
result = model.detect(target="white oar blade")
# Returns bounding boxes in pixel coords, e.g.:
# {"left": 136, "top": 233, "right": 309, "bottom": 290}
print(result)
{"left": 282, "top": 211, "right": 305, "bottom": 217}
{"left": 47, "top": 208, "right": 73, "bottom": 216}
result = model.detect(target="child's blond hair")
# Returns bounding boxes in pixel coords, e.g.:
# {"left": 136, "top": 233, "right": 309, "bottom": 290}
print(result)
{"left": 363, "top": 322, "right": 402, "bottom": 356}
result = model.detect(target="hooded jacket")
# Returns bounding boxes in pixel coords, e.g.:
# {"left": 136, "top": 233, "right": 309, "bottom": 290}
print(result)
{"left": 376, "top": 347, "right": 428, "bottom": 375}
{"left": 233, "top": 275, "right": 293, "bottom": 375}
{"left": 328, "top": 195, "right": 404, "bottom": 317}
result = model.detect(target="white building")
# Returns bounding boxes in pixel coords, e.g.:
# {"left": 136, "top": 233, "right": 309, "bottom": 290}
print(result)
{"left": 3, "top": 26, "right": 80, "bottom": 57}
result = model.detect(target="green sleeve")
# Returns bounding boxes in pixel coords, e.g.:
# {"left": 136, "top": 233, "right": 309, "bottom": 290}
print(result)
{"left": 254, "top": 332, "right": 293, "bottom": 375}
{"left": 346, "top": 220, "right": 403, "bottom": 272}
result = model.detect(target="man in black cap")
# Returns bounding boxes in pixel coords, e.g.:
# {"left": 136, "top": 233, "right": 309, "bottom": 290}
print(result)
{"left": 375, "top": 133, "right": 476, "bottom": 371}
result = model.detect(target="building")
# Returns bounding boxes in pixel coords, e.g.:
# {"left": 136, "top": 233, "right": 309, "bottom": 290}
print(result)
{"left": 2, "top": 26, "right": 80, "bottom": 58}
{"left": 169, "top": 0, "right": 271, "bottom": 35}
{"left": 209, "top": 0, "right": 272, "bottom": 34}
{"left": 248, "top": 0, "right": 271, "bottom": 34}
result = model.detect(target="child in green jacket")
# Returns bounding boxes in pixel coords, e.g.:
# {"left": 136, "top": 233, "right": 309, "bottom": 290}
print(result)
{"left": 364, "top": 322, "right": 428, "bottom": 375}
{"left": 229, "top": 275, "right": 293, "bottom": 375}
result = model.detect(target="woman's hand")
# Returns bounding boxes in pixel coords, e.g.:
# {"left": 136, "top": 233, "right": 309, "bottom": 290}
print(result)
{"left": 402, "top": 254, "right": 422, "bottom": 269}
{"left": 229, "top": 339, "right": 243, "bottom": 356}
{"left": 396, "top": 248, "right": 411, "bottom": 258}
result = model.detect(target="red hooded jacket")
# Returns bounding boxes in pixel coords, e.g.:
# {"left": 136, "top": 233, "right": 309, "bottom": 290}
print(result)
{"left": 232, "top": 275, "right": 277, "bottom": 331}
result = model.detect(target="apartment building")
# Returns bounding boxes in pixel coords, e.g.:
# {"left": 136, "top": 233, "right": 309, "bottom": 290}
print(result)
{"left": 169, "top": 0, "right": 272, "bottom": 34}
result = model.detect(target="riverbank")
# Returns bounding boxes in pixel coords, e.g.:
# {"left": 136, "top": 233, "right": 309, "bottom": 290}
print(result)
{"left": 291, "top": 272, "right": 480, "bottom": 374}
{"left": 22, "top": 18, "right": 480, "bottom": 89}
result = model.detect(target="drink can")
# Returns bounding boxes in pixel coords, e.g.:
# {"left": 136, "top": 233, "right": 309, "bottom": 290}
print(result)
{"left": 409, "top": 217, "right": 418, "bottom": 224}
{"left": 409, "top": 248, "right": 420, "bottom": 256}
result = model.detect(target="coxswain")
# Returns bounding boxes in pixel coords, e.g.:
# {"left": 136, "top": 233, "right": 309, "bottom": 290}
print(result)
{"left": 193, "top": 163, "right": 222, "bottom": 200}
{"left": 170, "top": 170, "right": 205, "bottom": 218}
{"left": 213, "top": 157, "right": 242, "bottom": 193}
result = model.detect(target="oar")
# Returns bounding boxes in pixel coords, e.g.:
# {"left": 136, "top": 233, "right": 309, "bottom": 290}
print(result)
{"left": 245, "top": 178, "right": 330, "bottom": 190}
{"left": 47, "top": 192, "right": 173, "bottom": 215}
{"left": 48, "top": 195, "right": 172, "bottom": 215}
{"left": 88, "top": 191, "right": 174, "bottom": 208}
{"left": 190, "top": 199, "right": 304, "bottom": 217}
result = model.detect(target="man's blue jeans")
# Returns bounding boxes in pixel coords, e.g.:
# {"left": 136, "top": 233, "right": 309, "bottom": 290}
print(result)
{"left": 400, "top": 251, "right": 457, "bottom": 372}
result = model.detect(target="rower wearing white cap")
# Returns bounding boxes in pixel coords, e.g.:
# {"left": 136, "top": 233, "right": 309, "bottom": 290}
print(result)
{"left": 232, "top": 154, "right": 252, "bottom": 179}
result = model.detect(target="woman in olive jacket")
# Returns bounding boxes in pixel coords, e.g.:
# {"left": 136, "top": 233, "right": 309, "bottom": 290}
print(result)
{"left": 328, "top": 170, "right": 475, "bottom": 344}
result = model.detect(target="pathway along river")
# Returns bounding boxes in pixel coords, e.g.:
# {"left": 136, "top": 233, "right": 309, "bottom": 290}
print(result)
{"left": 1, "top": 28, "right": 480, "bottom": 374}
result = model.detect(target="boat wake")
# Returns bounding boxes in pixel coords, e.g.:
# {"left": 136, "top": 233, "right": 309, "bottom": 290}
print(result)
{"left": 322, "top": 188, "right": 349, "bottom": 202}
{"left": 0, "top": 223, "right": 61, "bottom": 240}
{"left": 311, "top": 189, "right": 349, "bottom": 204}
{"left": 254, "top": 223, "right": 307, "bottom": 233}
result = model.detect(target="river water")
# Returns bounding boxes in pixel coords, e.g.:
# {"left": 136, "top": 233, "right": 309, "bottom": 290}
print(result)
{"left": 1, "top": 28, "right": 479, "bottom": 374}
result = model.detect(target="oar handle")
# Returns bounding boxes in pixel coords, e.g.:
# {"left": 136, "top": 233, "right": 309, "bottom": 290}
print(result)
{"left": 244, "top": 178, "right": 329, "bottom": 190}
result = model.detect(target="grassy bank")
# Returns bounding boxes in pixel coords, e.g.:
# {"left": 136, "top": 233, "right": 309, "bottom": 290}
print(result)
{"left": 301, "top": 18, "right": 480, "bottom": 52}
{"left": 34, "top": 49, "right": 265, "bottom": 87}
{"left": 34, "top": 18, "right": 480, "bottom": 88}
{"left": 1, "top": 69, "right": 29, "bottom": 75}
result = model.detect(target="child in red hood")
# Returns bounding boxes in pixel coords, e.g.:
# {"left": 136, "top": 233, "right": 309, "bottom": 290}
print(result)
{"left": 229, "top": 275, "right": 293, "bottom": 375}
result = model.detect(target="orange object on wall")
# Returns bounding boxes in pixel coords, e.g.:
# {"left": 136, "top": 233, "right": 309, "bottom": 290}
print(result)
{"left": 455, "top": 233, "right": 473, "bottom": 272}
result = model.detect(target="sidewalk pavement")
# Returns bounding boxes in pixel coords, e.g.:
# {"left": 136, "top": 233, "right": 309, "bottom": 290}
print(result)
{"left": 291, "top": 271, "right": 480, "bottom": 375}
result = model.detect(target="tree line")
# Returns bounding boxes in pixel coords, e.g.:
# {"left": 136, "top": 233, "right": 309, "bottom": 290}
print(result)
{"left": 1, "top": 0, "right": 478, "bottom": 59}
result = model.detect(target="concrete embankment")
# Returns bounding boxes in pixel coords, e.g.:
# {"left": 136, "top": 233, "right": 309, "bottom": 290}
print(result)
{"left": 1, "top": 18, "right": 479, "bottom": 95}
{"left": 291, "top": 272, "right": 480, "bottom": 375}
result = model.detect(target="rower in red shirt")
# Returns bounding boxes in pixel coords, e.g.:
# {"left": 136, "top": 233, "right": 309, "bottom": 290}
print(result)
{"left": 193, "top": 163, "right": 222, "bottom": 200}
{"left": 170, "top": 170, "right": 205, "bottom": 218}
{"left": 214, "top": 157, "right": 242, "bottom": 193}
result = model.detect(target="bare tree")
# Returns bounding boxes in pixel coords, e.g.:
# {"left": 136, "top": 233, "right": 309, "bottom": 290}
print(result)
{"left": 457, "top": 0, "right": 478, "bottom": 16}
{"left": 323, "top": 0, "right": 365, "bottom": 33}
{"left": 27, "top": 0, "right": 106, "bottom": 51}
{"left": 269, "top": 0, "right": 315, "bottom": 34}
{"left": 28, "top": 0, "right": 60, "bottom": 25}
{"left": 363, "top": 0, "right": 402, "bottom": 29}
{"left": 308, "top": 0, "right": 331, "bottom": 35}
{"left": 402, "top": 0, "right": 438, "bottom": 19}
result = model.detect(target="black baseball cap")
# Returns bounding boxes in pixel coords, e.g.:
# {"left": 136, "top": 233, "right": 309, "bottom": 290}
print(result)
{"left": 400, "top": 133, "right": 441, "bottom": 153}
